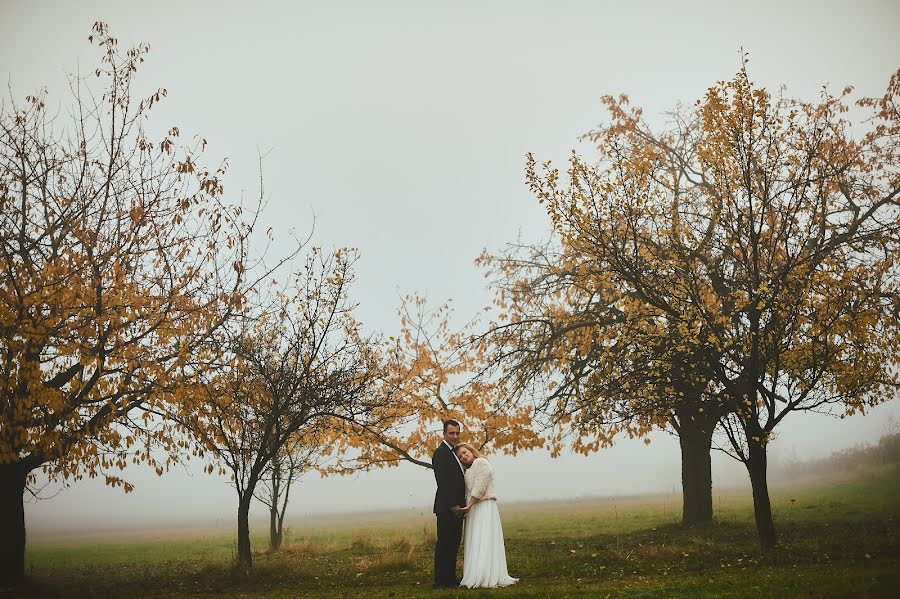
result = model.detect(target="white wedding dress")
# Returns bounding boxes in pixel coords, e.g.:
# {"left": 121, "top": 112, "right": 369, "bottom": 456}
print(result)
{"left": 460, "top": 457, "right": 518, "bottom": 588}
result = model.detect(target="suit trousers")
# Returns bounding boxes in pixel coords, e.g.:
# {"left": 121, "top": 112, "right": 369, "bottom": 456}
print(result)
{"left": 434, "top": 511, "right": 463, "bottom": 586}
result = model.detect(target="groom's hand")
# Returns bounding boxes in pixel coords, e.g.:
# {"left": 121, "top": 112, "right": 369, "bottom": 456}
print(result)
{"left": 450, "top": 506, "right": 463, "bottom": 518}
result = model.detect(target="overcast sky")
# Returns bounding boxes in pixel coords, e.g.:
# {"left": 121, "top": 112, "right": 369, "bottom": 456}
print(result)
{"left": 3, "top": 0, "right": 898, "bottom": 532}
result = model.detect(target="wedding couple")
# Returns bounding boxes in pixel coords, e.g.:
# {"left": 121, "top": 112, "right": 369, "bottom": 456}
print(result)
{"left": 432, "top": 419, "right": 518, "bottom": 589}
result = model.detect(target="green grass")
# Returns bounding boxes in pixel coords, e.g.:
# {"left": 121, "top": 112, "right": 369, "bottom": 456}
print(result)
{"left": 13, "top": 466, "right": 900, "bottom": 598}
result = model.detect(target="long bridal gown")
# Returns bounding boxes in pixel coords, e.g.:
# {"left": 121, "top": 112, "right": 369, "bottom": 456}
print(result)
{"left": 460, "top": 457, "right": 518, "bottom": 588}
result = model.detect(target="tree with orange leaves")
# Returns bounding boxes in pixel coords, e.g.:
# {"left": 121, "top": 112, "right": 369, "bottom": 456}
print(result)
{"left": 697, "top": 65, "right": 900, "bottom": 547}
{"left": 478, "top": 219, "right": 726, "bottom": 526}
{"left": 327, "top": 296, "right": 543, "bottom": 475}
{"left": 479, "top": 61, "right": 899, "bottom": 546}
{"left": 0, "top": 24, "right": 266, "bottom": 582}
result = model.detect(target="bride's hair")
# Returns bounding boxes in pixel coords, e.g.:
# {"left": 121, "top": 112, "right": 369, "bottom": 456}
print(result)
{"left": 453, "top": 442, "right": 484, "bottom": 460}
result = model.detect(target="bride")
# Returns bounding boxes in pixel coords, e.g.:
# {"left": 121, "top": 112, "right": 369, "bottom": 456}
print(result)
{"left": 452, "top": 443, "right": 518, "bottom": 588}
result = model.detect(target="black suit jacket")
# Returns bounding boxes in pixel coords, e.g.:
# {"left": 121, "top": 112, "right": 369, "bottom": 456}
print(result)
{"left": 432, "top": 442, "right": 466, "bottom": 514}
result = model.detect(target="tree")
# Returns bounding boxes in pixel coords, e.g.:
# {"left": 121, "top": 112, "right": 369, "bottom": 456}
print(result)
{"left": 477, "top": 122, "right": 734, "bottom": 526}
{"left": 478, "top": 63, "right": 900, "bottom": 539}
{"left": 327, "top": 296, "right": 543, "bottom": 474}
{"left": 182, "top": 248, "right": 381, "bottom": 570}
{"left": 695, "top": 66, "right": 900, "bottom": 547}
{"left": 254, "top": 430, "right": 324, "bottom": 552}
{"left": 0, "top": 24, "right": 257, "bottom": 583}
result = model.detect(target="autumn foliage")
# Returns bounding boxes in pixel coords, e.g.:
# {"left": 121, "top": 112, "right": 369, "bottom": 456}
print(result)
{"left": 2, "top": 19, "right": 897, "bottom": 586}
{"left": 479, "top": 61, "right": 899, "bottom": 543}
{"left": 328, "top": 297, "right": 543, "bottom": 473}
{"left": 0, "top": 23, "right": 255, "bottom": 581}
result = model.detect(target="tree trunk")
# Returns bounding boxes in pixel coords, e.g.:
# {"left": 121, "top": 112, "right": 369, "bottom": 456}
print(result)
{"left": 746, "top": 436, "right": 777, "bottom": 548}
{"left": 675, "top": 406, "right": 716, "bottom": 525}
{"left": 269, "top": 504, "right": 282, "bottom": 551}
{"left": 236, "top": 493, "right": 253, "bottom": 570}
{"left": 277, "top": 506, "right": 286, "bottom": 549}
{"left": 0, "top": 461, "right": 27, "bottom": 585}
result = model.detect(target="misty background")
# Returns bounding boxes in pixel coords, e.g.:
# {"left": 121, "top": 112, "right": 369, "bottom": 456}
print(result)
{"left": 2, "top": 0, "right": 898, "bottom": 533}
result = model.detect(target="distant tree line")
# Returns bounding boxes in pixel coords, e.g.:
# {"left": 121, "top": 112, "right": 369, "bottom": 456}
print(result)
{"left": 776, "top": 431, "right": 900, "bottom": 479}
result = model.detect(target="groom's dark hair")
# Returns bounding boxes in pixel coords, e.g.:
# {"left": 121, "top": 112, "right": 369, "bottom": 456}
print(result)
{"left": 443, "top": 419, "right": 461, "bottom": 432}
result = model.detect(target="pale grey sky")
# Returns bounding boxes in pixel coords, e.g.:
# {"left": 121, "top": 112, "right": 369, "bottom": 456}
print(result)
{"left": 3, "top": 0, "right": 898, "bottom": 531}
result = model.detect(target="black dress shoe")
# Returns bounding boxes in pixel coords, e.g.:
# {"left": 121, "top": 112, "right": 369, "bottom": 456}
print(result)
{"left": 432, "top": 580, "right": 461, "bottom": 589}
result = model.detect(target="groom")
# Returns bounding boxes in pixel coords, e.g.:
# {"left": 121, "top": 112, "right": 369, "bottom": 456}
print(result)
{"left": 432, "top": 418, "right": 466, "bottom": 588}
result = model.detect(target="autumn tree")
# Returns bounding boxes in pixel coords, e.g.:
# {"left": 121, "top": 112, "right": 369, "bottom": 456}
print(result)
{"left": 0, "top": 24, "right": 263, "bottom": 583}
{"left": 695, "top": 66, "right": 900, "bottom": 547}
{"left": 181, "top": 248, "right": 381, "bottom": 570}
{"left": 327, "top": 296, "right": 543, "bottom": 474}
{"left": 481, "top": 62, "right": 899, "bottom": 545}
{"left": 477, "top": 123, "right": 734, "bottom": 526}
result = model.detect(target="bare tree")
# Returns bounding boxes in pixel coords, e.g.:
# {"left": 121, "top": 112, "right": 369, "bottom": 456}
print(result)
{"left": 254, "top": 430, "right": 325, "bottom": 551}
{"left": 181, "top": 248, "right": 381, "bottom": 571}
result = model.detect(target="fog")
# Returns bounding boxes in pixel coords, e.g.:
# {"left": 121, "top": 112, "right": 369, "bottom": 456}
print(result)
{"left": 3, "top": 0, "right": 898, "bottom": 533}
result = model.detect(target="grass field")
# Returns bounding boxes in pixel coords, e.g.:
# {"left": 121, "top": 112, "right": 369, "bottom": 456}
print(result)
{"left": 11, "top": 465, "right": 900, "bottom": 598}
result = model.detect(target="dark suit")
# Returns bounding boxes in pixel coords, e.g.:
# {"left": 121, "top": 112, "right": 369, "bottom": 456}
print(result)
{"left": 432, "top": 441, "right": 466, "bottom": 587}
